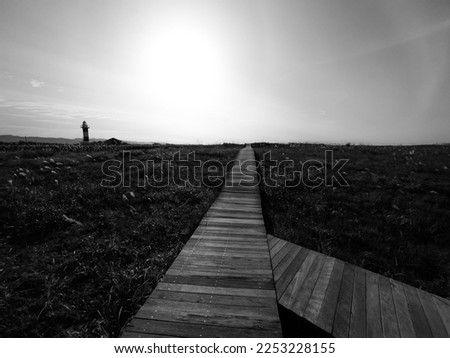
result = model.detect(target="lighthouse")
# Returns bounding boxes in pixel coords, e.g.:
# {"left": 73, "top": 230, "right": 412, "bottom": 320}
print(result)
{"left": 81, "top": 121, "right": 89, "bottom": 143}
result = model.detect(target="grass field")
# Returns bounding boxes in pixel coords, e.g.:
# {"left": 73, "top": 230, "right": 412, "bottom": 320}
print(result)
{"left": 254, "top": 143, "right": 450, "bottom": 299}
{"left": 0, "top": 143, "right": 240, "bottom": 337}
{"left": 2, "top": 141, "right": 448, "bottom": 337}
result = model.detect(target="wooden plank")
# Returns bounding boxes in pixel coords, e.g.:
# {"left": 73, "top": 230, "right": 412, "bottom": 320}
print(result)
{"left": 180, "top": 246, "right": 268, "bottom": 254}
{"left": 183, "top": 242, "right": 268, "bottom": 251}
{"left": 166, "top": 268, "right": 272, "bottom": 281}
{"left": 273, "top": 244, "right": 302, "bottom": 281}
{"left": 176, "top": 253, "right": 265, "bottom": 262}
{"left": 186, "top": 240, "right": 267, "bottom": 248}
{"left": 171, "top": 262, "right": 272, "bottom": 274}
{"left": 122, "top": 145, "right": 282, "bottom": 338}
{"left": 194, "top": 225, "right": 266, "bottom": 234}
{"left": 403, "top": 284, "right": 433, "bottom": 337}
{"left": 207, "top": 207, "right": 262, "bottom": 215}
{"left": 348, "top": 266, "right": 366, "bottom": 338}
{"left": 173, "top": 258, "right": 271, "bottom": 269}
{"left": 270, "top": 239, "right": 287, "bottom": 258}
{"left": 209, "top": 206, "right": 260, "bottom": 212}
{"left": 138, "top": 298, "right": 279, "bottom": 321}
{"left": 124, "top": 318, "right": 278, "bottom": 338}
{"left": 279, "top": 250, "right": 318, "bottom": 306}
{"left": 292, "top": 253, "right": 326, "bottom": 316}
{"left": 332, "top": 263, "right": 355, "bottom": 338}
{"left": 121, "top": 330, "right": 173, "bottom": 338}
{"left": 209, "top": 204, "right": 261, "bottom": 211}
{"left": 267, "top": 234, "right": 280, "bottom": 249}
{"left": 187, "top": 237, "right": 267, "bottom": 245}
{"left": 157, "top": 282, "right": 276, "bottom": 299}
{"left": 180, "top": 246, "right": 268, "bottom": 255}
{"left": 390, "top": 279, "right": 415, "bottom": 337}
{"left": 365, "top": 271, "right": 383, "bottom": 337}
{"left": 174, "top": 254, "right": 268, "bottom": 264}
{"left": 206, "top": 212, "right": 263, "bottom": 220}
{"left": 378, "top": 275, "right": 400, "bottom": 337}
{"left": 170, "top": 263, "right": 273, "bottom": 275}
{"left": 433, "top": 296, "right": 450, "bottom": 336}
{"left": 191, "top": 233, "right": 265, "bottom": 240}
{"left": 135, "top": 301, "right": 281, "bottom": 332}
{"left": 214, "top": 199, "right": 261, "bottom": 206}
{"left": 208, "top": 204, "right": 262, "bottom": 211}
{"left": 275, "top": 248, "right": 310, "bottom": 299}
{"left": 184, "top": 241, "right": 267, "bottom": 249}
{"left": 162, "top": 274, "right": 274, "bottom": 290}
{"left": 417, "top": 289, "right": 448, "bottom": 337}
{"left": 210, "top": 202, "right": 261, "bottom": 208}
{"left": 271, "top": 241, "right": 295, "bottom": 269}
{"left": 176, "top": 254, "right": 269, "bottom": 264}
{"left": 208, "top": 208, "right": 261, "bottom": 215}
{"left": 191, "top": 233, "right": 265, "bottom": 241}
{"left": 264, "top": 235, "right": 449, "bottom": 338}
{"left": 315, "top": 259, "right": 345, "bottom": 333}
{"left": 303, "top": 256, "right": 336, "bottom": 325}
{"left": 151, "top": 290, "right": 276, "bottom": 308}
{"left": 175, "top": 254, "right": 273, "bottom": 266}
{"left": 200, "top": 218, "right": 265, "bottom": 226}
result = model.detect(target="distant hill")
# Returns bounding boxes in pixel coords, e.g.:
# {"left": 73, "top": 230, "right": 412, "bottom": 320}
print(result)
{"left": 0, "top": 135, "right": 88, "bottom": 144}
{"left": 0, "top": 135, "right": 154, "bottom": 145}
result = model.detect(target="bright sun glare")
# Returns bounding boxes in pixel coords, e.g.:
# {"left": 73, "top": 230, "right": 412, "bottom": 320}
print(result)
{"left": 135, "top": 22, "right": 228, "bottom": 111}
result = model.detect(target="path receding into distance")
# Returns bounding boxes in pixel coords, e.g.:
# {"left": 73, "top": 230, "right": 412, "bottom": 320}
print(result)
{"left": 122, "top": 145, "right": 283, "bottom": 337}
{"left": 122, "top": 144, "right": 450, "bottom": 338}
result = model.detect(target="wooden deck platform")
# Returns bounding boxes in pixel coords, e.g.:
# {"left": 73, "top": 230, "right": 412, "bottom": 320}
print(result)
{"left": 269, "top": 234, "right": 450, "bottom": 338}
{"left": 121, "top": 145, "right": 282, "bottom": 338}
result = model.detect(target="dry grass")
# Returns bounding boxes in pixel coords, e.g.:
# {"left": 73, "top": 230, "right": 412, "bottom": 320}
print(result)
{"left": 0, "top": 143, "right": 240, "bottom": 337}
{"left": 254, "top": 143, "right": 450, "bottom": 299}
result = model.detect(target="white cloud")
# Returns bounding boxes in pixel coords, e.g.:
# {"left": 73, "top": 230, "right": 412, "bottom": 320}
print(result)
{"left": 0, "top": 96, "right": 123, "bottom": 124}
{"left": 30, "top": 79, "right": 45, "bottom": 88}
{"left": 0, "top": 95, "right": 12, "bottom": 107}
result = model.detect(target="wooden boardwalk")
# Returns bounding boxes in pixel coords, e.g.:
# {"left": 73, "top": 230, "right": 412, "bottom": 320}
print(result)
{"left": 269, "top": 235, "right": 450, "bottom": 338}
{"left": 122, "top": 145, "right": 282, "bottom": 338}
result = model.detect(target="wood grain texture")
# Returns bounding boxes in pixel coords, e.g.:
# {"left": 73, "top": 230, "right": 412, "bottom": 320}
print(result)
{"left": 433, "top": 296, "right": 450, "bottom": 336}
{"left": 315, "top": 259, "right": 345, "bottom": 334}
{"left": 417, "top": 289, "right": 447, "bottom": 337}
{"left": 403, "top": 283, "right": 433, "bottom": 337}
{"left": 390, "top": 279, "right": 416, "bottom": 337}
{"left": 278, "top": 250, "right": 318, "bottom": 308}
{"left": 123, "top": 318, "right": 275, "bottom": 338}
{"left": 349, "top": 266, "right": 366, "bottom": 337}
{"left": 332, "top": 263, "right": 355, "bottom": 338}
{"left": 275, "top": 248, "right": 310, "bottom": 300}
{"left": 379, "top": 275, "right": 400, "bottom": 337}
{"left": 121, "top": 145, "right": 282, "bottom": 338}
{"left": 365, "top": 271, "right": 383, "bottom": 337}
{"left": 268, "top": 236, "right": 450, "bottom": 338}
{"left": 303, "top": 256, "right": 336, "bottom": 325}
{"left": 292, "top": 253, "right": 326, "bottom": 316}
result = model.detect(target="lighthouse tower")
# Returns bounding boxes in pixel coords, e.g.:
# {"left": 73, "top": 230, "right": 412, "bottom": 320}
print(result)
{"left": 81, "top": 121, "right": 89, "bottom": 143}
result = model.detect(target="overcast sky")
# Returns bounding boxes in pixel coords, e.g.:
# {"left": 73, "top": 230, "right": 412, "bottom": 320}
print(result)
{"left": 1, "top": 0, "right": 449, "bottom": 144}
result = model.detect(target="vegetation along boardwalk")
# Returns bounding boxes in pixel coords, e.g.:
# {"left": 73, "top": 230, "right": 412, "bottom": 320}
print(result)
{"left": 122, "top": 145, "right": 448, "bottom": 338}
{"left": 268, "top": 235, "right": 450, "bottom": 338}
{"left": 122, "top": 145, "right": 282, "bottom": 337}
